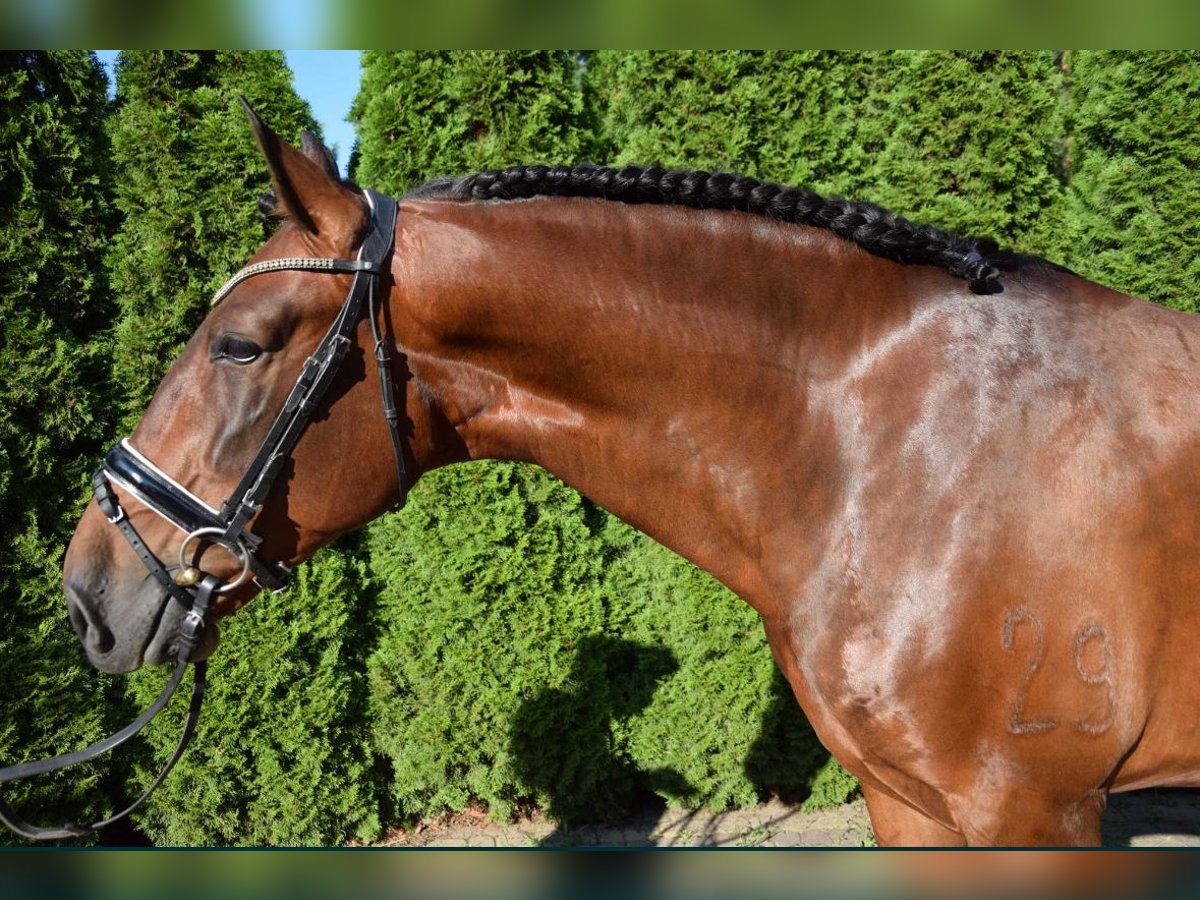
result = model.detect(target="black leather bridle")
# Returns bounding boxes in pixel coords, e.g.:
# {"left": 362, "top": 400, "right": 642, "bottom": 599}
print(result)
{"left": 0, "top": 188, "right": 407, "bottom": 841}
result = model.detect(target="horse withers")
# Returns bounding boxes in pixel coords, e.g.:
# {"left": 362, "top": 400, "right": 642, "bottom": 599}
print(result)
{"left": 62, "top": 108, "right": 1200, "bottom": 846}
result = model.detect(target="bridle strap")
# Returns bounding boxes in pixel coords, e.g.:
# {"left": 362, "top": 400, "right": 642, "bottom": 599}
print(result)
{"left": 211, "top": 257, "right": 370, "bottom": 308}
{"left": 368, "top": 225, "right": 409, "bottom": 508}
{"left": 95, "top": 467, "right": 205, "bottom": 608}
{"left": 0, "top": 661, "right": 206, "bottom": 841}
{"left": 215, "top": 189, "right": 404, "bottom": 555}
{"left": 101, "top": 443, "right": 288, "bottom": 593}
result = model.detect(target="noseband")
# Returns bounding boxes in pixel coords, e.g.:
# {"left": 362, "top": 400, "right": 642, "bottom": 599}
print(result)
{"left": 0, "top": 189, "right": 407, "bottom": 841}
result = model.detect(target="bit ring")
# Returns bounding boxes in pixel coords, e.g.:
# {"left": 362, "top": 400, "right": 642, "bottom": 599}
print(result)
{"left": 178, "top": 527, "right": 251, "bottom": 593}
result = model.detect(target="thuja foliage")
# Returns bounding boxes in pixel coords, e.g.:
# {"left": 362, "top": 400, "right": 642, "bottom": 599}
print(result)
{"left": 367, "top": 465, "right": 611, "bottom": 823}
{"left": 853, "top": 51, "right": 1066, "bottom": 258}
{"left": 0, "top": 51, "right": 116, "bottom": 844}
{"left": 350, "top": 51, "right": 591, "bottom": 192}
{"left": 588, "top": 51, "right": 878, "bottom": 196}
{"left": 366, "top": 466, "right": 850, "bottom": 825}
{"left": 108, "top": 52, "right": 380, "bottom": 846}
{"left": 602, "top": 537, "right": 860, "bottom": 814}
{"left": 1056, "top": 51, "right": 1200, "bottom": 310}
{"left": 591, "top": 51, "right": 1066, "bottom": 254}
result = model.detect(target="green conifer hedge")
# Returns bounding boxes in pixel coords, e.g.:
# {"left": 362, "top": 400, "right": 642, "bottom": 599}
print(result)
{"left": 351, "top": 50, "right": 592, "bottom": 191}
{"left": 851, "top": 51, "right": 1066, "bottom": 256}
{"left": 0, "top": 50, "right": 117, "bottom": 845}
{"left": 1056, "top": 51, "right": 1200, "bottom": 310}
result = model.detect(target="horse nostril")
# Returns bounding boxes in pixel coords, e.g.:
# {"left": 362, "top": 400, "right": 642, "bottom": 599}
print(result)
{"left": 89, "top": 622, "right": 116, "bottom": 655}
{"left": 66, "top": 594, "right": 89, "bottom": 641}
{"left": 65, "top": 586, "right": 116, "bottom": 656}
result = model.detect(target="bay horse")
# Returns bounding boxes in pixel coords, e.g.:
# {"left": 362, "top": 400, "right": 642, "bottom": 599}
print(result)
{"left": 60, "top": 108, "right": 1200, "bottom": 847}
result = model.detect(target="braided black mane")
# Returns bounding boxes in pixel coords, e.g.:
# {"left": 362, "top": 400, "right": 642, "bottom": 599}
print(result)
{"left": 407, "top": 164, "right": 1027, "bottom": 294}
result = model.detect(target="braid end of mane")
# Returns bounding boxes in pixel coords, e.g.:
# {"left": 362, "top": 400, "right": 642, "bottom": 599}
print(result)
{"left": 968, "top": 275, "right": 1004, "bottom": 295}
{"left": 959, "top": 250, "right": 1004, "bottom": 295}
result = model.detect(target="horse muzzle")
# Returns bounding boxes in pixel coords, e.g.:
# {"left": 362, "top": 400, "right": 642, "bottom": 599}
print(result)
{"left": 64, "top": 563, "right": 220, "bottom": 674}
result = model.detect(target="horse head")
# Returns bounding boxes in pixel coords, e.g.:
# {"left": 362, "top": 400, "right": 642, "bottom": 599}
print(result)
{"left": 63, "top": 106, "right": 422, "bottom": 673}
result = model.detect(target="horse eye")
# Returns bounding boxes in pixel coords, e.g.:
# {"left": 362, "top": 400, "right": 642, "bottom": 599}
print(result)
{"left": 212, "top": 334, "right": 263, "bottom": 365}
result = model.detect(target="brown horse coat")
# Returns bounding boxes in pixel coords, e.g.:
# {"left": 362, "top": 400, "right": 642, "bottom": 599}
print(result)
{"left": 64, "top": 118, "right": 1200, "bottom": 846}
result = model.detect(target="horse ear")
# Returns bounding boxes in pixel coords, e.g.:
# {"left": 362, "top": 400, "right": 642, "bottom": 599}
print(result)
{"left": 239, "top": 98, "right": 364, "bottom": 249}
{"left": 300, "top": 129, "right": 341, "bottom": 181}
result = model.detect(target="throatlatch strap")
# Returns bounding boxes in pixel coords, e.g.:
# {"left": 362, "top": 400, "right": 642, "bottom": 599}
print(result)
{"left": 369, "top": 257, "right": 409, "bottom": 508}
{"left": 362, "top": 192, "right": 407, "bottom": 507}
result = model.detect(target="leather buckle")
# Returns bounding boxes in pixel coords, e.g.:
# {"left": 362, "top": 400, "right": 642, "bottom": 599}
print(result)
{"left": 254, "top": 562, "right": 291, "bottom": 595}
{"left": 178, "top": 608, "right": 206, "bottom": 653}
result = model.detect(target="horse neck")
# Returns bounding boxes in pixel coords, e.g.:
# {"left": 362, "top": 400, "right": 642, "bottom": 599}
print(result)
{"left": 392, "top": 196, "right": 920, "bottom": 607}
